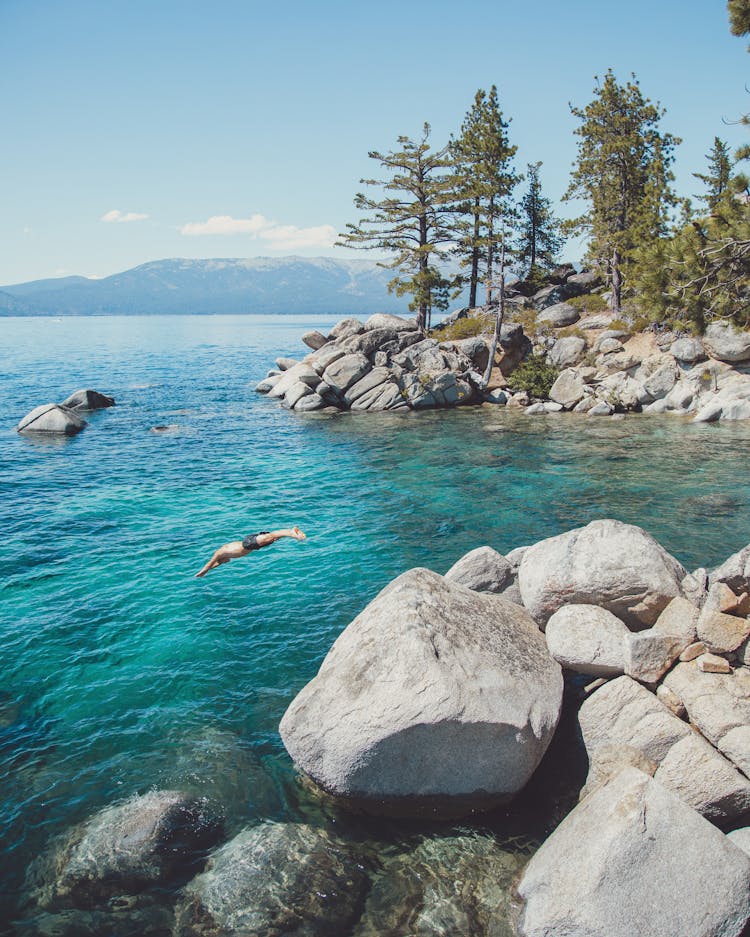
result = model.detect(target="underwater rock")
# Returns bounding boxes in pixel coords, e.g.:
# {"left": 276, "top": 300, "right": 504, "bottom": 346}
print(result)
{"left": 173, "top": 821, "right": 367, "bottom": 937}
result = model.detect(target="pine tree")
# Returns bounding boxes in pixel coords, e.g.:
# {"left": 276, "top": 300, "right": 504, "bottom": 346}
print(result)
{"left": 693, "top": 138, "right": 734, "bottom": 210}
{"left": 729, "top": 0, "right": 750, "bottom": 41}
{"left": 516, "top": 161, "right": 565, "bottom": 286}
{"left": 340, "top": 124, "right": 456, "bottom": 332}
{"left": 450, "top": 86, "right": 519, "bottom": 307}
{"left": 563, "top": 71, "right": 680, "bottom": 316}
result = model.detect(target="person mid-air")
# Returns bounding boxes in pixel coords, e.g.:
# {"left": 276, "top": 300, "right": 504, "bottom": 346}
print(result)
{"left": 194, "top": 527, "right": 306, "bottom": 578}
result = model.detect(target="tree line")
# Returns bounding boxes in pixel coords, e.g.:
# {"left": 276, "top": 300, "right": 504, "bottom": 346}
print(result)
{"left": 340, "top": 2, "right": 750, "bottom": 334}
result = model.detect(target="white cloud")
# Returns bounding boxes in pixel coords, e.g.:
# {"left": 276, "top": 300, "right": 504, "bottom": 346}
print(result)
{"left": 179, "top": 213, "right": 337, "bottom": 250}
{"left": 101, "top": 209, "right": 149, "bottom": 223}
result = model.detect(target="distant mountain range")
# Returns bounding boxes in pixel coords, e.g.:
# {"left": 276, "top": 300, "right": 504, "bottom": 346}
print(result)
{"left": 0, "top": 257, "right": 428, "bottom": 317}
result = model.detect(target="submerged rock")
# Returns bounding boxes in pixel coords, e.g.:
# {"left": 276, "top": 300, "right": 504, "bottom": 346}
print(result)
{"left": 26, "top": 790, "right": 222, "bottom": 910}
{"left": 17, "top": 404, "right": 87, "bottom": 436}
{"left": 173, "top": 821, "right": 367, "bottom": 937}
{"left": 279, "top": 568, "right": 562, "bottom": 813}
{"left": 516, "top": 768, "right": 750, "bottom": 937}
{"left": 518, "top": 519, "right": 687, "bottom": 630}
{"left": 353, "top": 834, "right": 523, "bottom": 937}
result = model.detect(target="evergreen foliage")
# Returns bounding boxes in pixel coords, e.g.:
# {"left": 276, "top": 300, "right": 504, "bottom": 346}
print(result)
{"left": 450, "top": 86, "right": 519, "bottom": 308}
{"left": 340, "top": 124, "right": 456, "bottom": 332}
{"left": 516, "top": 161, "right": 565, "bottom": 285}
{"left": 729, "top": 0, "right": 750, "bottom": 40}
{"left": 509, "top": 355, "right": 560, "bottom": 399}
{"left": 693, "top": 138, "right": 734, "bottom": 210}
{"left": 564, "top": 71, "right": 680, "bottom": 316}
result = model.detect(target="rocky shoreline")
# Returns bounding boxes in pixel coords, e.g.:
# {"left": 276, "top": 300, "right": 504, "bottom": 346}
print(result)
{"left": 19, "top": 519, "right": 750, "bottom": 936}
{"left": 255, "top": 267, "right": 750, "bottom": 422}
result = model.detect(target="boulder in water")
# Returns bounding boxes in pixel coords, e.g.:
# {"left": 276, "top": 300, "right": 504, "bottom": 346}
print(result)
{"left": 59, "top": 389, "right": 115, "bottom": 411}
{"left": 17, "top": 404, "right": 87, "bottom": 436}
{"left": 279, "top": 568, "right": 563, "bottom": 813}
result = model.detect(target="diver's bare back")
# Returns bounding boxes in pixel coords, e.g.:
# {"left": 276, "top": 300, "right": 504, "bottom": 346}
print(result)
{"left": 194, "top": 527, "right": 306, "bottom": 578}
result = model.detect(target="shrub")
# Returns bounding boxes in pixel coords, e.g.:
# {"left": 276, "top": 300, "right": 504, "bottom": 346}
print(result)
{"left": 566, "top": 293, "right": 608, "bottom": 314}
{"left": 434, "top": 313, "right": 493, "bottom": 341}
{"left": 508, "top": 355, "right": 560, "bottom": 399}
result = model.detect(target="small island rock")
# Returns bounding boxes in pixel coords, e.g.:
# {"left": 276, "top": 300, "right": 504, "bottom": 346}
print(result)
{"left": 17, "top": 404, "right": 87, "bottom": 436}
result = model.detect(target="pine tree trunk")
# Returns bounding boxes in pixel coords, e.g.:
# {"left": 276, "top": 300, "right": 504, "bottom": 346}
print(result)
{"left": 610, "top": 247, "right": 622, "bottom": 316}
{"left": 469, "top": 199, "right": 480, "bottom": 308}
{"left": 486, "top": 212, "right": 495, "bottom": 305}
{"left": 483, "top": 242, "right": 506, "bottom": 387}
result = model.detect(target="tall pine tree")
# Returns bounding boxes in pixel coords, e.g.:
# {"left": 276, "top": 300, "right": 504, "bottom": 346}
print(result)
{"left": 516, "top": 161, "right": 565, "bottom": 285}
{"left": 693, "top": 138, "right": 734, "bottom": 210}
{"left": 450, "top": 86, "right": 518, "bottom": 307}
{"left": 340, "top": 124, "right": 455, "bottom": 332}
{"left": 564, "top": 71, "right": 679, "bottom": 315}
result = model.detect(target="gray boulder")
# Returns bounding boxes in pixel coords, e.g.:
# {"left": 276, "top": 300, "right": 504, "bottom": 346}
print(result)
{"left": 174, "top": 821, "right": 367, "bottom": 937}
{"left": 450, "top": 336, "right": 490, "bottom": 372}
{"left": 548, "top": 336, "right": 586, "bottom": 369}
{"left": 301, "top": 330, "right": 328, "bottom": 351}
{"left": 711, "top": 542, "right": 750, "bottom": 595}
{"left": 321, "top": 353, "right": 371, "bottom": 394}
{"left": 549, "top": 368, "right": 586, "bottom": 409}
{"left": 704, "top": 322, "right": 750, "bottom": 363}
{"left": 294, "top": 393, "right": 325, "bottom": 412}
{"left": 60, "top": 389, "right": 115, "bottom": 411}
{"left": 266, "top": 362, "right": 320, "bottom": 399}
{"left": 653, "top": 596, "right": 700, "bottom": 644}
{"left": 537, "top": 302, "right": 580, "bottom": 327}
{"left": 518, "top": 519, "right": 687, "bottom": 630}
{"left": 588, "top": 400, "right": 613, "bottom": 416}
{"left": 720, "top": 727, "right": 750, "bottom": 779}
{"left": 350, "top": 381, "right": 405, "bottom": 411}
{"left": 279, "top": 568, "right": 563, "bottom": 810}
{"left": 654, "top": 733, "right": 750, "bottom": 824}
{"left": 643, "top": 360, "right": 679, "bottom": 399}
{"left": 328, "top": 317, "right": 364, "bottom": 340}
{"left": 671, "top": 336, "right": 708, "bottom": 363}
{"left": 545, "top": 604, "right": 629, "bottom": 676}
{"left": 516, "top": 768, "right": 750, "bottom": 937}
{"left": 664, "top": 662, "right": 750, "bottom": 749}
{"left": 364, "top": 312, "right": 415, "bottom": 332}
{"left": 275, "top": 356, "right": 299, "bottom": 371}
{"left": 27, "top": 790, "right": 221, "bottom": 909}
{"left": 254, "top": 374, "right": 283, "bottom": 394}
{"left": 282, "top": 381, "right": 313, "bottom": 409}
{"left": 17, "top": 404, "right": 87, "bottom": 436}
{"left": 624, "top": 630, "right": 685, "bottom": 684}
{"left": 444, "top": 546, "right": 514, "bottom": 594}
{"left": 578, "top": 675, "right": 690, "bottom": 764}
{"left": 578, "top": 313, "right": 614, "bottom": 330}
{"left": 343, "top": 327, "right": 399, "bottom": 358}
{"left": 344, "top": 367, "right": 391, "bottom": 405}
{"left": 305, "top": 343, "right": 347, "bottom": 376}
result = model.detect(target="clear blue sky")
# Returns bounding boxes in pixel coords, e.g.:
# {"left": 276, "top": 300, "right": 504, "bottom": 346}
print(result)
{"left": 1, "top": 0, "right": 747, "bottom": 284}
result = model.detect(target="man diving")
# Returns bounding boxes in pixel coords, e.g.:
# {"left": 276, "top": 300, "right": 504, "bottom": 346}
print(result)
{"left": 194, "top": 527, "right": 307, "bottom": 578}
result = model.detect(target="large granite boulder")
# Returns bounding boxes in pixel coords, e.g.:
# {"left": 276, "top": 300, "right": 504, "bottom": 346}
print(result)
{"left": 518, "top": 519, "right": 687, "bottom": 630}
{"left": 60, "top": 389, "right": 115, "bottom": 411}
{"left": 173, "top": 822, "right": 367, "bottom": 937}
{"left": 549, "top": 368, "right": 586, "bottom": 409}
{"left": 266, "top": 362, "right": 320, "bottom": 399}
{"left": 328, "top": 317, "right": 364, "bottom": 340}
{"left": 536, "top": 302, "right": 580, "bottom": 328}
{"left": 703, "top": 322, "right": 750, "bottom": 363}
{"left": 579, "top": 675, "right": 690, "bottom": 764}
{"left": 516, "top": 768, "right": 750, "bottom": 937}
{"left": 17, "top": 404, "right": 87, "bottom": 436}
{"left": 545, "top": 604, "right": 629, "bottom": 676}
{"left": 26, "top": 791, "right": 221, "bottom": 909}
{"left": 364, "top": 313, "right": 415, "bottom": 332}
{"left": 301, "top": 330, "right": 328, "bottom": 351}
{"left": 279, "top": 568, "right": 563, "bottom": 811}
{"left": 711, "top": 542, "right": 750, "bottom": 595}
{"left": 664, "top": 662, "right": 750, "bottom": 749}
{"left": 321, "top": 353, "right": 371, "bottom": 394}
{"left": 671, "top": 336, "right": 708, "bottom": 363}
{"left": 444, "top": 546, "right": 514, "bottom": 594}
{"left": 548, "top": 336, "right": 586, "bottom": 369}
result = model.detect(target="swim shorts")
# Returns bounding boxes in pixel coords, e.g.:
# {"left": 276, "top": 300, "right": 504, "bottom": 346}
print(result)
{"left": 241, "top": 532, "right": 269, "bottom": 551}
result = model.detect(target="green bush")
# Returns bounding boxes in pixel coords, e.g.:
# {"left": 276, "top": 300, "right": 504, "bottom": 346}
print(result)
{"left": 433, "top": 313, "right": 493, "bottom": 341}
{"left": 566, "top": 293, "right": 608, "bottom": 314}
{"left": 509, "top": 355, "right": 560, "bottom": 399}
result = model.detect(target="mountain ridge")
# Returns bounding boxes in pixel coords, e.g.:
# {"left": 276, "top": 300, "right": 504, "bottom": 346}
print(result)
{"left": 0, "top": 256, "right": 427, "bottom": 316}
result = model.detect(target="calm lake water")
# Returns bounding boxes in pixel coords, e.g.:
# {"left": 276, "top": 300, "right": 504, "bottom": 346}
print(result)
{"left": 1, "top": 314, "right": 750, "bottom": 934}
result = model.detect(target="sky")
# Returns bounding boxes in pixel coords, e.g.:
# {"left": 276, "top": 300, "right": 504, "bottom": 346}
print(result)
{"left": 1, "top": 0, "right": 748, "bottom": 285}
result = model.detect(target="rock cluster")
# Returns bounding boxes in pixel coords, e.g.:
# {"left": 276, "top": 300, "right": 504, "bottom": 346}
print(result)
{"left": 255, "top": 311, "right": 529, "bottom": 413}
{"left": 17, "top": 388, "right": 114, "bottom": 436}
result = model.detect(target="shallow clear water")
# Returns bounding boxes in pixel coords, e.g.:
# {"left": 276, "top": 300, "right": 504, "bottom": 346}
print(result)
{"left": 2, "top": 315, "right": 750, "bottom": 933}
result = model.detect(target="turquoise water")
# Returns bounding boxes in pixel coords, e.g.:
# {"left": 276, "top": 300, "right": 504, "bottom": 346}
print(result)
{"left": 2, "top": 314, "right": 750, "bottom": 933}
